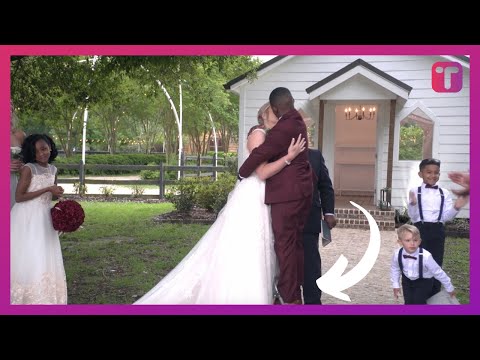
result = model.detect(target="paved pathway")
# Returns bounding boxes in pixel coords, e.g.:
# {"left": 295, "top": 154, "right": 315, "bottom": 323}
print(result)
{"left": 319, "top": 227, "right": 401, "bottom": 305}
{"left": 58, "top": 176, "right": 160, "bottom": 196}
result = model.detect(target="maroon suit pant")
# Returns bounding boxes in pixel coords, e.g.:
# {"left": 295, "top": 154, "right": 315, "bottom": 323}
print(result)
{"left": 270, "top": 195, "right": 312, "bottom": 303}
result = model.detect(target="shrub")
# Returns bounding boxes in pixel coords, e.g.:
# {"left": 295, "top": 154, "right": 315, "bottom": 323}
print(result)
{"left": 224, "top": 156, "right": 239, "bottom": 176}
{"left": 140, "top": 162, "right": 160, "bottom": 180}
{"left": 56, "top": 153, "right": 166, "bottom": 176}
{"left": 99, "top": 186, "right": 116, "bottom": 197}
{"left": 395, "top": 207, "right": 411, "bottom": 228}
{"left": 165, "top": 174, "right": 236, "bottom": 215}
{"left": 130, "top": 185, "right": 146, "bottom": 198}
{"left": 445, "top": 218, "right": 470, "bottom": 238}
{"left": 165, "top": 179, "right": 197, "bottom": 214}
{"left": 73, "top": 182, "right": 88, "bottom": 195}
{"left": 195, "top": 177, "right": 219, "bottom": 212}
{"left": 210, "top": 173, "right": 237, "bottom": 214}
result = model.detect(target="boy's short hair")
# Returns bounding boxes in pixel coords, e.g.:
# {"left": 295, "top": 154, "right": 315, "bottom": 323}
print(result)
{"left": 419, "top": 158, "right": 441, "bottom": 171}
{"left": 397, "top": 224, "right": 421, "bottom": 241}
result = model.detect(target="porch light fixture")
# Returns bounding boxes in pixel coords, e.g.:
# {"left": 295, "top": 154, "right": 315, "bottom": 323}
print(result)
{"left": 345, "top": 106, "right": 376, "bottom": 120}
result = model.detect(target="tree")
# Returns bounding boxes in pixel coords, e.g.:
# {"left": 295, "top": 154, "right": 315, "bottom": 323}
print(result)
{"left": 123, "top": 78, "right": 166, "bottom": 154}
{"left": 11, "top": 56, "right": 101, "bottom": 156}
{"left": 180, "top": 56, "right": 260, "bottom": 156}
{"left": 399, "top": 123, "right": 424, "bottom": 160}
{"left": 89, "top": 71, "right": 130, "bottom": 154}
{"left": 11, "top": 55, "right": 261, "bottom": 158}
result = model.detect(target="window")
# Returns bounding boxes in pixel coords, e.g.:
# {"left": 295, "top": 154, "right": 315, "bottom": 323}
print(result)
{"left": 399, "top": 111, "right": 433, "bottom": 160}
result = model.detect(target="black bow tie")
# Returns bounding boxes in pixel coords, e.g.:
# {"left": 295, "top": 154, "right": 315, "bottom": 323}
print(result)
{"left": 403, "top": 254, "right": 417, "bottom": 260}
{"left": 425, "top": 184, "right": 438, "bottom": 189}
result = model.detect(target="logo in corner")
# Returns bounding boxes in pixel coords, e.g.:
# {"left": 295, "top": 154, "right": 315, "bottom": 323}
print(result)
{"left": 431, "top": 61, "right": 463, "bottom": 93}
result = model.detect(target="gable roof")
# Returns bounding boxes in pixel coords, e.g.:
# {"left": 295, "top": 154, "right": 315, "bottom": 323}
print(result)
{"left": 305, "top": 58, "right": 412, "bottom": 97}
{"left": 224, "top": 55, "right": 470, "bottom": 91}
{"left": 452, "top": 55, "right": 470, "bottom": 63}
{"left": 223, "top": 56, "right": 287, "bottom": 90}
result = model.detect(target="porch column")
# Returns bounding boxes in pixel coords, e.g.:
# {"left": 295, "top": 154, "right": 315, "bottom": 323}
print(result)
{"left": 317, "top": 100, "right": 325, "bottom": 150}
{"left": 386, "top": 99, "right": 396, "bottom": 204}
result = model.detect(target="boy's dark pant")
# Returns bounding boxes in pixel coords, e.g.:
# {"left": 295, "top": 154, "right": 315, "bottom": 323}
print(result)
{"left": 414, "top": 222, "right": 445, "bottom": 296}
{"left": 402, "top": 274, "right": 434, "bottom": 304}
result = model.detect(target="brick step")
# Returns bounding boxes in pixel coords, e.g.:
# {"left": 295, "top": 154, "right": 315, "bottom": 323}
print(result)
{"left": 334, "top": 207, "right": 396, "bottom": 231}
{"left": 335, "top": 208, "right": 395, "bottom": 219}
{"left": 335, "top": 218, "right": 396, "bottom": 231}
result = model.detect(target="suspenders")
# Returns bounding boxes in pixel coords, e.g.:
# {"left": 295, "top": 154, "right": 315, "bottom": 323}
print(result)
{"left": 417, "top": 186, "right": 444, "bottom": 223}
{"left": 398, "top": 247, "right": 424, "bottom": 279}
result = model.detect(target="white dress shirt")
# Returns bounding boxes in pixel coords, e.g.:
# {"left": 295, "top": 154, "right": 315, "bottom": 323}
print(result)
{"left": 407, "top": 183, "right": 458, "bottom": 223}
{"left": 390, "top": 247, "right": 454, "bottom": 292}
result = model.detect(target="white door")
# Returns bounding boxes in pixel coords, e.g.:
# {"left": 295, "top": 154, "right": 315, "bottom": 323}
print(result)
{"left": 334, "top": 104, "right": 377, "bottom": 196}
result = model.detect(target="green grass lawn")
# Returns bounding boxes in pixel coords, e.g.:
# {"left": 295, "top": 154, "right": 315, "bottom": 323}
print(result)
{"left": 61, "top": 201, "right": 471, "bottom": 305}
{"left": 442, "top": 237, "right": 470, "bottom": 304}
{"left": 61, "top": 201, "right": 210, "bottom": 304}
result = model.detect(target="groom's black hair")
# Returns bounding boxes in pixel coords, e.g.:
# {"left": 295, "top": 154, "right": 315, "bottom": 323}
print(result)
{"left": 269, "top": 87, "right": 292, "bottom": 107}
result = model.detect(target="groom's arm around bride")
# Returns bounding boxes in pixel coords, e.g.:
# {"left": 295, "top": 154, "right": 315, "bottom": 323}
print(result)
{"left": 238, "top": 87, "right": 313, "bottom": 304}
{"left": 238, "top": 89, "right": 312, "bottom": 204}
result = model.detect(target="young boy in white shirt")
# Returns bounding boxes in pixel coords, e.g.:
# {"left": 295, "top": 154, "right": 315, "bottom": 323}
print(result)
{"left": 391, "top": 224, "right": 456, "bottom": 304}
{"left": 407, "top": 158, "right": 469, "bottom": 296}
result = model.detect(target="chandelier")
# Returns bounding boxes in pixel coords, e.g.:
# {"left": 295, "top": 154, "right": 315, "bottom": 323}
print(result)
{"left": 345, "top": 106, "right": 376, "bottom": 120}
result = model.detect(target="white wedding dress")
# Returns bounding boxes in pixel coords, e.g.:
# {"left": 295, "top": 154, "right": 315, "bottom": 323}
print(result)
{"left": 134, "top": 130, "right": 277, "bottom": 304}
{"left": 10, "top": 163, "right": 67, "bottom": 304}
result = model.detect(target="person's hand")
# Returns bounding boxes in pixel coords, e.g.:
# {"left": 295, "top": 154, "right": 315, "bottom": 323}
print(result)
{"left": 50, "top": 185, "right": 64, "bottom": 197}
{"left": 448, "top": 171, "right": 470, "bottom": 196}
{"left": 448, "top": 290, "right": 457, "bottom": 298}
{"left": 393, "top": 288, "right": 401, "bottom": 300}
{"left": 454, "top": 195, "right": 469, "bottom": 211}
{"left": 324, "top": 214, "right": 337, "bottom": 229}
{"left": 10, "top": 159, "right": 24, "bottom": 172}
{"left": 448, "top": 171, "right": 469, "bottom": 187}
{"left": 409, "top": 190, "right": 417, "bottom": 205}
{"left": 285, "top": 134, "right": 306, "bottom": 163}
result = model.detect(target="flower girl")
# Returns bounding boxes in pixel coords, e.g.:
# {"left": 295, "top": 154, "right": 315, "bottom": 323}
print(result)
{"left": 10, "top": 134, "right": 67, "bottom": 304}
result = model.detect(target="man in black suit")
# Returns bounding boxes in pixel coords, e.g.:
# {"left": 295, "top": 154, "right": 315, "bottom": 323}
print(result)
{"left": 303, "top": 148, "right": 336, "bottom": 304}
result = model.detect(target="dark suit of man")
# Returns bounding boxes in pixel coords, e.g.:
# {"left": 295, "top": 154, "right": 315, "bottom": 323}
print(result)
{"left": 303, "top": 149, "right": 335, "bottom": 304}
{"left": 239, "top": 108, "right": 313, "bottom": 303}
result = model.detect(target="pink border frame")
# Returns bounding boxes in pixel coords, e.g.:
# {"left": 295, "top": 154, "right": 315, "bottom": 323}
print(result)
{"left": 0, "top": 45, "right": 477, "bottom": 315}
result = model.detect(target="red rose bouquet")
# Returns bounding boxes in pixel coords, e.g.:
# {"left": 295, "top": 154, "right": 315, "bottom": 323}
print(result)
{"left": 51, "top": 200, "right": 85, "bottom": 233}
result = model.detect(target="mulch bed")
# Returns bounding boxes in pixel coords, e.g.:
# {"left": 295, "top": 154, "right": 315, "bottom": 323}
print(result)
{"left": 396, "top": 218, "right": 470, "bottom": 238}
{"left": 153, "top": 206, "right": 217, "bottom": 224}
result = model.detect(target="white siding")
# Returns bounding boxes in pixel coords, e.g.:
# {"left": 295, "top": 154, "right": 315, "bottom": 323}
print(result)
{"left": 234, "top": 55, "right": 470, "bottom": 218}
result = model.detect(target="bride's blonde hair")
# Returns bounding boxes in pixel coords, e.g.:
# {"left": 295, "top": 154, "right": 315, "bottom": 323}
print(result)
{"left": 257, "top": 102, "right": 270, "bottom": 125}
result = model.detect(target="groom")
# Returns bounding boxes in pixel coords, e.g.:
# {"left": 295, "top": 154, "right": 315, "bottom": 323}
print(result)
{"left": 238, "top": 87, "right": 313, "bottom": 304}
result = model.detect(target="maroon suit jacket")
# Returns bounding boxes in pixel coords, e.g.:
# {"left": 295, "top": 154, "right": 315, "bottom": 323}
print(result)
{"left": 239, "top": 108, "right": 313, "bottom": 204}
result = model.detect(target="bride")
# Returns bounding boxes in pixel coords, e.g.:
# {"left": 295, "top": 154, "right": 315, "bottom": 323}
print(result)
{"left": 134, "top": 103, "right": 306, "bottom": 304}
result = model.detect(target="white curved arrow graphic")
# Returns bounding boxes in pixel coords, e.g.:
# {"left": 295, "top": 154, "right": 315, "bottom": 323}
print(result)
{"left": 316, "top": 201, "right": 381, "bottom": 302}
